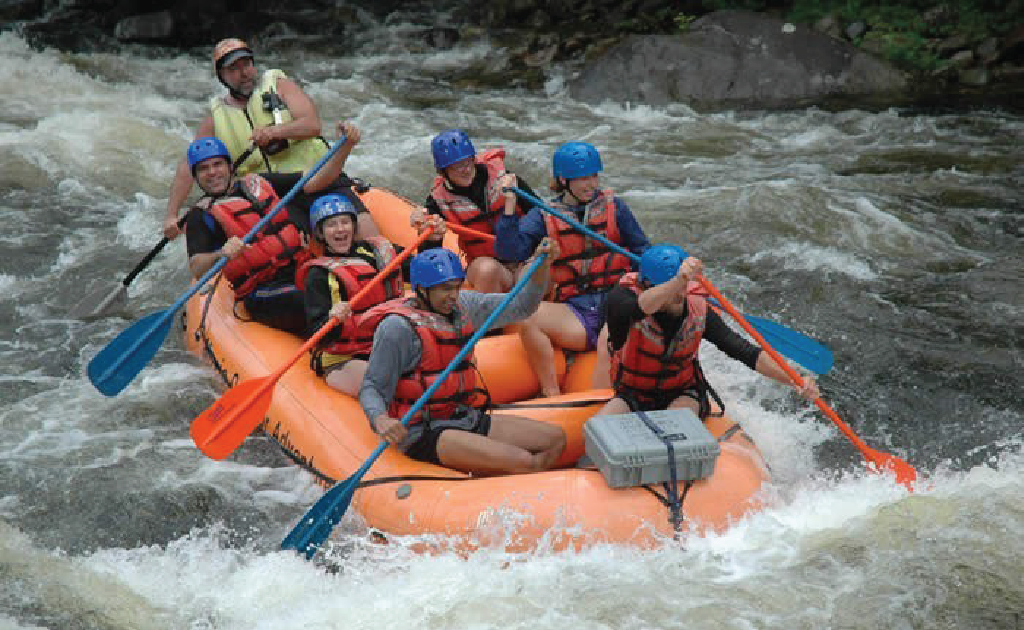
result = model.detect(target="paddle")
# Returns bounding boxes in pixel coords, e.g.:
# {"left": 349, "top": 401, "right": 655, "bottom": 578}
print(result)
{"left": 680, "top": 247, "right": 917, "bottom": 489}
{"left": 190, "top": 229, "right": 436, "bottom": 460}
{"left": 511, "top": 188, "right": 916, "bottom": 488}
{"left": 281, "top": 251, "right": 550, "bottom": 559}
{"left": 87, "top": 138, "right": 346, "bottom": 397}
{"left": 70, "top": 216, "right": 188, "bottom": 320}
{"left": 509, "top": 187, "right": 834, "bottom": 374}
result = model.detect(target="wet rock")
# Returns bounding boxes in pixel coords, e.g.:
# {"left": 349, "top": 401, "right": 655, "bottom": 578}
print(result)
{"left": 936, "top": 34, "right": 970, "bottom": 56}
{"left": 424, "top": 26, "right": 460, "bottom": 50}
{"left": 959, "top": 67, "right": 990, "bottom": 86}
{"left": 114, "top": 11, "right": 174, "bottom": 42}
{"left": 845, "top": 20, "right": 867, "bottom": 41}
{"left": 0, "top": 0, "right": 43, "bottom": 21}
{"left": 949, "top": 50, "right": 974, "bottom": 69}
{"left": 524, "top": 42, "right": 557, "bottom": 67}
{"left": 976, "top": 37, "right": 1000, "bottom": 64}
{"left": 568, "top": 10, "right": 907, "bottom": 110}
{"left": 922, "top": 3, "right": 954, "bottom": 29}
{"left": 859, "top": 31, "right": 889, "bottom": 57}
{"left": 1001, "top": 24, "right": 1024, "bottom": 62}
{"left": 994, "top": 62, "right": 1024, "bottom": 80}
{"left": 813, "top": 14, "right": 843, "bottom": 40}
{"left": 527, "top": 8, "right": 551, "bottom": 29}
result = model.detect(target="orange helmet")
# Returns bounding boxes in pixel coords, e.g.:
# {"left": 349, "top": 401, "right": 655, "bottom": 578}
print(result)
{"left": 212, "top": 38, "right": 253, "bottom": 74}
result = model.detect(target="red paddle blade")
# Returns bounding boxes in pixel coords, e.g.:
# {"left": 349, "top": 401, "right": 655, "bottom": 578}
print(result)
{"left": 864, "top": 447, "right": 918, "bottom": 489}
{"left": 190, "top": 377, "right": 274, "bottom": 460}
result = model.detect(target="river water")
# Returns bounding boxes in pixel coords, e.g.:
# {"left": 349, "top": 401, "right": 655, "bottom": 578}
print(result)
{"left": 0, "top": 24, "right": 1021, "bottom": 630}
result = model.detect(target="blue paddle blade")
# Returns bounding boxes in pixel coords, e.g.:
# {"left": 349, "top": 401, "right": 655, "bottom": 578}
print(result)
{"left": 281, "top": 477, "right": 358, "bottom": 559}
{"left": 87, "top": 309, "right": 174, "bottom": 396}
{"left": 709, "top": 300, "right": 835, "bottom": 374}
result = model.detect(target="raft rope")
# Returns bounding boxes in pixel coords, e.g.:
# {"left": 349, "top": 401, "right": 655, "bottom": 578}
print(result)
{"left": 633, "top": 406, "right": 685, "bottom": 532}
{"left": 491, "top": 396, "right": 611, "bottom": 410}
{"left": 193, "top": 272, "right": 235, "bottom": 387}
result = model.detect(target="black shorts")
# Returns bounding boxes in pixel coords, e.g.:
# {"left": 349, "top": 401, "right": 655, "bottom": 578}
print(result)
{"left": 617, "top": 387, "right": 706, "bottom": 416}
{"left": 241, "top": 280, "right": 306, "bottom": 335}
{"left": 404, "top": 411, "right": 492, "bottom": 466}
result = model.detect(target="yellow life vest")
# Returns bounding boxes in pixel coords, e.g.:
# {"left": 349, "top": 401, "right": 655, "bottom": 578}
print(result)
{"left": 209, "top": 68, "right": 329, "bottom": 176}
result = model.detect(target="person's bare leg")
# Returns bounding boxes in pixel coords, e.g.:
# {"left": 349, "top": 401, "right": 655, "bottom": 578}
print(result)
{"left": 435, "top": 415, "right": 565, "bottom": 475}
{"left": 324, "top": 359, "right": 368, "bottom": 397}
{"left": 590, "top": 324, "right": 611, "bottom": 389}
{"left": 595, "top": 396, "right": 631, "bottom": 417}
{"left": 485, "top": 414, "right": 566, "bottom": 470}
{"left": 466, "top": 256, "right": 514, "bottom": 293}
{"left": 668, "top": 394, "right": 701, "bottom": 415}
{"left": 518, "top": 302, "right": 588, "bottom": 398}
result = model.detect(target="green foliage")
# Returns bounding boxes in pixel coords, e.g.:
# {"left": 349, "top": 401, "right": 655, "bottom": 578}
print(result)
{"left": 674, "top": 13, "right": 696, "bottom": 32}
{"left": 702, "top": 0, "right": 768, "bottom": 10}
{"left": 612, "top": 0, "right": 1015, "bottom": 75}
{"left": 776, "top": 0, "right": 1018, "bottom": 76}
{"left": 616, "top": 6, "right": 680, "bottom": 34}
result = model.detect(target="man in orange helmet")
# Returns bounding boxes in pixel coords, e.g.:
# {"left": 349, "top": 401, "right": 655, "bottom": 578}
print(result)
{"left": 163, "top": 38, "right": 378, "bottom": 241}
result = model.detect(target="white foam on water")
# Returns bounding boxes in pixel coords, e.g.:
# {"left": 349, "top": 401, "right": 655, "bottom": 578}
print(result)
{"left": 57, "top": 449, "right": 1020, "bottom": 630}
{"left": 0, "top": 614, "right": 48, "bottom": 630}
{"left": 748, "top": 241, "right": 878, "bottom": 280}
{"left": 0, "top": 274, "right": 19, "bottom": 298}
{"left": 0, "top": 520, "right": 172, "bottom": 630}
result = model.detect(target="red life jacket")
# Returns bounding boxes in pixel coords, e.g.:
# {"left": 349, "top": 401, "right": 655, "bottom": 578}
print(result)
{"left": 206, "top": 174, "right": 308, "bottom": 297}
{"left": 429, "top": 148, "right": 522, "bottom": 262}
{"left": 609, "top": 272, "right": 709, "bottom": 395}
{"left": 294, "top": 237, "right": 404, "bottom": 357}
{"left": 543, "top": 189, "right": 633, "bottom": 301}
{"left": 356, "top": 297, "right": 482, "bottom": 425}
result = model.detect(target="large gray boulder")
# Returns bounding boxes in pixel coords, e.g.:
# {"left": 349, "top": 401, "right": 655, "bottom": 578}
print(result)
{"left": 568, "top": 10, "right": 909, "bottom": 109}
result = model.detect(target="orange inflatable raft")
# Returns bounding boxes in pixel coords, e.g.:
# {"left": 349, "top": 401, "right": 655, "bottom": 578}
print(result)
{"left": 183, "top": 186, "right": 771, "bottom": 553}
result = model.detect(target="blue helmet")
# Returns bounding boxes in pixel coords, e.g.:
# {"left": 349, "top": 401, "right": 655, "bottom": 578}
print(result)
{"left": 410, "top": 248, "right": 465, "bottom": 288}
{"left": 552, "top": 141, "right": 602, "bottom": 180}
{"left": 309, "top": 194, "right": 358, "bottom": 233}
{"left": 187, "top": 137, "right": 231, "bottom": 173}
{"left": 431, "top": 129, "right": 476, "bottom": 170}
{"left": 640, "top": 244, "right": 687, "bottom": 286}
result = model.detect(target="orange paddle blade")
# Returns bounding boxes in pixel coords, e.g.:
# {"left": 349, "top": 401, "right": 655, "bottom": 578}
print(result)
{"left": 190, "top": 377, "right": 273, "bottom": 460}
{"left": 864, "top": 447, "right": 918, "bottom": 487}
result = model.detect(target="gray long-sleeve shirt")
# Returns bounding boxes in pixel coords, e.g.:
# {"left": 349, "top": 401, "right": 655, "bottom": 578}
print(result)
{"left": 358, "top": 278, "right": 545, "bottom": 448}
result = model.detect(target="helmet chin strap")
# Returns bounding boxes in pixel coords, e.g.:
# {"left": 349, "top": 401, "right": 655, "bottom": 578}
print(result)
{"left": 559, "top": 178, "right": 591, "bottom": 205}
{"left": 414, "top": 287, "right": 435, "bottom": 313}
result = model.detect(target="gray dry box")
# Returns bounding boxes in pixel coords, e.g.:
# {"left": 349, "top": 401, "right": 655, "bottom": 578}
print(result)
{"left": 583, "top": 409, "right": 721, "bottom": 488}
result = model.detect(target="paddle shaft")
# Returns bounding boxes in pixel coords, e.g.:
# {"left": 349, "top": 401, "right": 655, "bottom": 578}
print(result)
{"left": 446, "top": 222, "right": 496, "bottom": 243}
{"left": 122, "top": 237, "right": 169, "bottom": 286}
{"left": 198, "top": 229, "right": 436, "bottom": 447}
{"left": 394, "top": 252, "right": 547, "bottom": 426}
{"left": 123, "top": 215, "right": 188, "bottom": 287}
{"left": 92, "top": 138, "right": 347, "bottom": 387}
{"left": 696, "top": 281, "right": 868, "bottom": 447}
{"left": 283, "top": 252, "right": 549, "bottom": 557}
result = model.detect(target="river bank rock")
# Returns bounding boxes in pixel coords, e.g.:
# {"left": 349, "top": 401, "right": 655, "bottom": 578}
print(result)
{"left": 568, "top": 10, "right": 908, "bottom": 110}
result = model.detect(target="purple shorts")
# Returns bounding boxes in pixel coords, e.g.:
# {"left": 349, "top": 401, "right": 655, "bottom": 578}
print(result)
{"left": 567, "top": 300, "right": 605, "bottom": 350}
